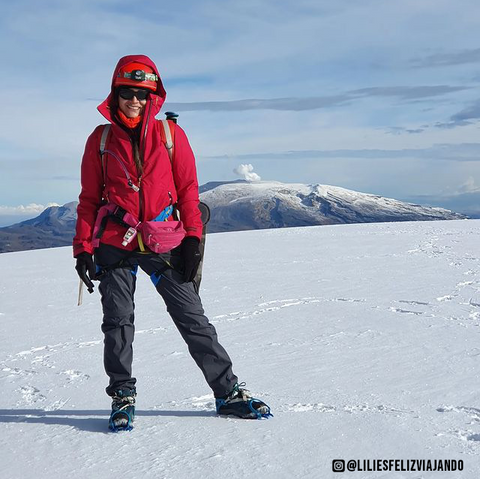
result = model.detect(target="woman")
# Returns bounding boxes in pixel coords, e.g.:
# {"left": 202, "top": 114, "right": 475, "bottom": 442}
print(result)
{"left": 73, "top": 55, "right": 270, "bottom": 431}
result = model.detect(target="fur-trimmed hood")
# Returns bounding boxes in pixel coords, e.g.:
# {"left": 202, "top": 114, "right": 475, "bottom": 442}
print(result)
{"left": 97, "top": 54, "right": 166, "bottom": 123}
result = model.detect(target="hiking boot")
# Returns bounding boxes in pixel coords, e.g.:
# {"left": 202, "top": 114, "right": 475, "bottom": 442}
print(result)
{"left": 215, "top": 382, "right": 273, "bottom": 419}
{"left": 109, "top": 388, "right": 136, "bottom": 432}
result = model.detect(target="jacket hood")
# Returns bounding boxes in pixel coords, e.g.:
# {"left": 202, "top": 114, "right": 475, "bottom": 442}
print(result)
{"left": 97, "top": 54, "right": 166, "bottom": 122}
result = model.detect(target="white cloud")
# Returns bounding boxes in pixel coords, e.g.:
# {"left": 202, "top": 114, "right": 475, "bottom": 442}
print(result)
{"left": 0, "top": 203, "right": 59, "bottom": 216}
{"left": 234, "top": 164, "right": 261, "bottom": 181}
{"left": 456, "top": 177, "right": 480, "bottom": 194}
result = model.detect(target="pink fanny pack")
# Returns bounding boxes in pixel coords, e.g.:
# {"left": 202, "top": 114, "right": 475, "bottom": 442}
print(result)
{"left": 140, "top": 220, "right": 186, "bottom": 253}
{"left": 92, "top": 203, "right": 186, "bottom": 253}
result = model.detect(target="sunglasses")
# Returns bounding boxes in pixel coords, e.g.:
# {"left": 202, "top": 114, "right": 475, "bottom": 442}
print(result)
{"left": 118, "top": 88, "right": 149, "bottom": 101}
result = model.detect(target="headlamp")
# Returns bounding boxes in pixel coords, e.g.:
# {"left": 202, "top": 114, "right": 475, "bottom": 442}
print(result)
{"left": 121, "top": 70, "right": 158, "bottom": 82}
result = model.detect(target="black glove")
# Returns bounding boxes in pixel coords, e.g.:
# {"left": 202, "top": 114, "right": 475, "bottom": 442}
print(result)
{"left": 75, "top": 252, "right": 96, "bottom": 293}
{"left": 181, "top": 237, "right": 201, "bottom": 282}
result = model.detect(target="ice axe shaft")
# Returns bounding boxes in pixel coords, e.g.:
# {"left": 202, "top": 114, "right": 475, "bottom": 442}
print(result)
{"left": 78, "top": 279, "right": 84, "bottom": 306}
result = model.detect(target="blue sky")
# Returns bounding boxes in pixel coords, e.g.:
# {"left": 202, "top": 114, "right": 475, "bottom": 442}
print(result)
{"left": 1, "top": 0, "right": 480, "bottom": 225}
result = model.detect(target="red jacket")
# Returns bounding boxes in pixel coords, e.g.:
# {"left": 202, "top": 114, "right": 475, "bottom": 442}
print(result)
{"left": 73, "top": 55, "right": 202, "bottom": 257}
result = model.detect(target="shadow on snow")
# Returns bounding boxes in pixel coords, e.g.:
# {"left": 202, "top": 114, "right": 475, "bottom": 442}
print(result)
{"left": 0, "top": 409, "right": 216, "bottom": 433}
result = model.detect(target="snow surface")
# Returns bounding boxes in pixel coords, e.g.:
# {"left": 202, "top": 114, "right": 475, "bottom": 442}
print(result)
{"left": 1, "top": 219, "right": 480, "bottom": 478}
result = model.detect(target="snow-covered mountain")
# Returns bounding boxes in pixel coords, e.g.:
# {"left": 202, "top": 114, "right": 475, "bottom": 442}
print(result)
{"left": 20, "top": 201, "right": 77, "bottom": 228}
{"left": 0, "top": 182, "right": 465, "bottom": 253}
{"left": 1, "top": 220, "right": 479, "bottom": 478}
{"left": 200, "top": 180, "right": 465, "bottom": 232}
{"left": 0, "top": 202, "right": 77, "bottom": 253}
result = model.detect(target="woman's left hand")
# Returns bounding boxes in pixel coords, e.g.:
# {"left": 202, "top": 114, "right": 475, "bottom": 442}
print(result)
{"left": 181, "top": 237, "right": 201, "bottom": 282}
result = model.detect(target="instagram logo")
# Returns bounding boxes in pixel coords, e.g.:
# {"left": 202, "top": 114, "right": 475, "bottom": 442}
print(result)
{"left": 332, "top": 459, "right": 345, "bottom": 472}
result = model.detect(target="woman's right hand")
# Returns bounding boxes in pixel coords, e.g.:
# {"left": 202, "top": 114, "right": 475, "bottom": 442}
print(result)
{"left": 75, "top": 252, "right": 96, "bottom": 293}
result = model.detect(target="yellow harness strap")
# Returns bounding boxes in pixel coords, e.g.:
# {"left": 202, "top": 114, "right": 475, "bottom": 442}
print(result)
{"left": 137, "top": 232, "right": 146, "bottom": 252}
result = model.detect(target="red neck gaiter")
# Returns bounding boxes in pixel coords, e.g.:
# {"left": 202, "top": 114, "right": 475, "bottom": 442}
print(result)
{"left": 117, "top": 109, "right": 143, "bottom": 129}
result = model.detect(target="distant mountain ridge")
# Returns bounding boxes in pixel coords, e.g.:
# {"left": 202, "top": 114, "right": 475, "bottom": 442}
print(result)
{"left": 201, "top": 181, "right": 465, "bottom": 232}
{"left": 0, "top": 182, "right": 466, "bottom": 253}
{"left": 0, "top": 202, "right": 78, "bottom": 253}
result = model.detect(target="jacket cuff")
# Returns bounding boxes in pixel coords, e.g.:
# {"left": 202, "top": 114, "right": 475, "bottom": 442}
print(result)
{"left": 182, "top": 236, "right": 200, "bottom": 244}
{"left": 73, "top": 242, "right": 94, "bottom": 257}
{"left": 184, "top": 230, "right": 202, "bottom": 241}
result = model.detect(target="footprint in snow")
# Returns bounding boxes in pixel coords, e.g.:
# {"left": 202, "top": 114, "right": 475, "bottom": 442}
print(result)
{"left": 1, "top": 366, "right": 38, "bottom": 378}
{"left": 441, "top": 429, "right": 480, "bottom": 445}
{"left": 18, "top": 385, "right": 46, "bottom": 405}
{"left": 213, "top": 297, "right": 366, "bottom": 323}
{"left": 437, "top": 407, "right": 480, "bottom": 445}
{"left": 136, "top": 327, "right": 168, "bottom": 335}
{"left": 437, "top": 295, "right": 454, "bottom": 302}
{"left": 288, "top": 403, "right": 336, "bottom": 413}
{"left": 437, "top": 406, "right": 480, "bottom": 422}
{"left": 285, "top": 403, "right": 412, "bottom": 415}
{"left": 469, "top": 299, "right": 480, "bottom": 308}
{"left": 31, "top": 355, "right": 55, "bottom": 369}
{"left": 60, "top": 370, "right": 90, "bottom": 382}
{"left": 389, "top": 307, "right": 424, "bottom": 316}
{"left": 77, "top": 340, "right": 102, "bottom": 348}
{"left": 186, "top": 395, "right": 215, "bottom": 410}
{"left": 398, "top": 300, "right": 430, "bottom": 306}
{"left": 332, "top": 298, "right": 367, "bottom": 303}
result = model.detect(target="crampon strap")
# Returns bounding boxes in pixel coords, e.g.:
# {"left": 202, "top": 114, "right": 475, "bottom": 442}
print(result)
{"left": 248, "top": 398, "right": 273, "bottom": 419}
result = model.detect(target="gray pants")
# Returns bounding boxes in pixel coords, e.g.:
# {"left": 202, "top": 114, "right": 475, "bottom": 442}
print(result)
{"left": 94, "top": 244, "right": 238, "bottom": 398}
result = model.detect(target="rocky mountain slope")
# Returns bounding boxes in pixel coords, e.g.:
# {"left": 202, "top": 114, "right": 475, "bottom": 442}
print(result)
{"left": 0, "top": 202, "right": 77, "bottom": 253}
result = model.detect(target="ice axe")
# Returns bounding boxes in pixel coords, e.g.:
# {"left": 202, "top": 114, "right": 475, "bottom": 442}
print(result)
{"left": 165, "top": 111, "right": 179, "bottom": 123}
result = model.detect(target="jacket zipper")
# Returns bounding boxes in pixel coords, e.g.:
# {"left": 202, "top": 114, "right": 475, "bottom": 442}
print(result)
{"left": 138, "top": 175, "right": 143, "bottom": 222}
{"left": 138, "top": 101, "right": 152, "bottom": 222}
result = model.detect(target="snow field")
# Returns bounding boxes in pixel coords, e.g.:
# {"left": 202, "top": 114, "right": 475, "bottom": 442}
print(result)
{"left": 0, "top": 219, "right": 479, "bottom": 478}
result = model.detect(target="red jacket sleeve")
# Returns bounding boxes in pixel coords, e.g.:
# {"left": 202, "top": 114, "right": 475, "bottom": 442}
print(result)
{"left": 172, "top": 125, "right": 203, "bottom": 240}
{"left": 73, "top": 126, "right": 104, "bottom": 257}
